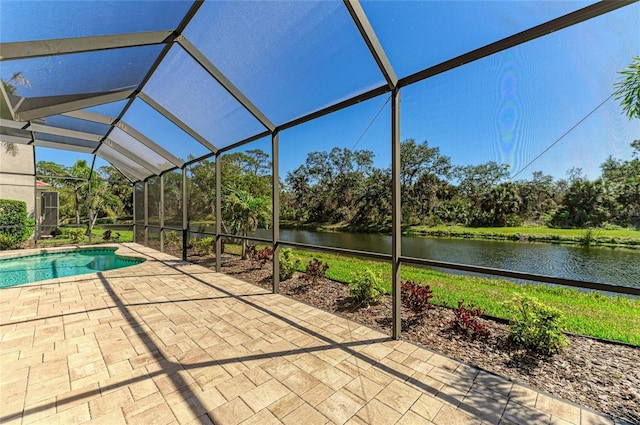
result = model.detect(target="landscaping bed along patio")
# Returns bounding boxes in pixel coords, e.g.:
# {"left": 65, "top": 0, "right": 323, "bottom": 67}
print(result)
{"left": 187, "top": 251, "right": 640, "bottom": 424}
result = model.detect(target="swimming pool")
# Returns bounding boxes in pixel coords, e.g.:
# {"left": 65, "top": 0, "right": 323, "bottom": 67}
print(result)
{"left": 0, "top": 248, "right": 145, "bottom": 288}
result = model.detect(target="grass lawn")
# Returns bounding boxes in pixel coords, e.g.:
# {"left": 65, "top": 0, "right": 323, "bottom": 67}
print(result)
{"left": 405, "top": 225, "right": 640, "bottom": 248}
{"left": 36, "top": 228, "right": 134, "bottom": 245}
{"left": 225, "top": 243, "right": 640, "bottom": 345}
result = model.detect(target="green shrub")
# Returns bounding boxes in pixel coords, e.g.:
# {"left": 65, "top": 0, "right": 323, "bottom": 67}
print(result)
{"left": 64, "top": 228, "right": 85, "bottom": 244}
{"left": 196, "top": 237, "right": 214, "bottom": 255}
{"left": 279, "top": 248, "right": 299, "bottom": 281}
{"left": 505, "top": 294, "right": 568, "bottom": 355}
{"left": 0, "top": 199, "right": 30, "bottom": 250}
{"left": 164, "top": 230, "right": 180, "bottom": 247}
{"left": 349, "top": 268, "right": 385, "bottom": 306}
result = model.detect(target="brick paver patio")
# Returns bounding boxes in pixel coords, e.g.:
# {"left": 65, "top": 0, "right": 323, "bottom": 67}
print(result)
{"left": 0, "top": 243, "right": 616, "bottom": 424}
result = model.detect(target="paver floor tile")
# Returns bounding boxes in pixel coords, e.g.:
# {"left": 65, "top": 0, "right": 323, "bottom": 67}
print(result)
{"left": 536, "top": 394, "right": 581, "bottom": 424}
{"left": 317, "top": 389, "right": 366, "bottom": 424}
{"left": 355, "top": 398, "right": 402, "bottom": 425}
{"left": 282, "top": 402, "right": 329, "bottom": 425}
{"left": 240, "top": 378, "right": 290, "bottom": 412}
{"left": 209, "top": 397, "right": 254, "bottom": 425}
{"left": 376, "top": 380, "right": 422, "bottom": 414}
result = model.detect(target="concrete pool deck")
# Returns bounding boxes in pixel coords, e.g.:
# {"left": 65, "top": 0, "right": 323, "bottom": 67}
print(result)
{"left": 0, "top": 243, "right": 617, "bottom": 424}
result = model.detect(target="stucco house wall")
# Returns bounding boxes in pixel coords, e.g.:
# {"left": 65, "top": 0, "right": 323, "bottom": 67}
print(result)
{"left": 0, "top": 144, "right": 35, "bottom": 217}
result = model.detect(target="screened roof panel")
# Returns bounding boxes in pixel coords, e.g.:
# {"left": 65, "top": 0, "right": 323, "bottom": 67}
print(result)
{"left": 97, "top": 144, "right": 151, "bottom": 181}
{"left": 36, "top": 114, "right": 111, "bottom": 136}
{"left": 144, "top": 45, "right": 267, "bottom": 149}
{"left": 184, "top": 0, "right": 385, "bottom": 125}
{"left": 361, "top": 0, "right": 596, "bottom": 78}
{"left": 121, "top": 98, "right": 211, "bottom": 161}
{"left": 1, "top": 45, "right": 163, "bottom": 116}
{"left": 108, "top": 127, "right": 176, "bottom": 173}
{"left": 34, "top": 132, "right": 98, "bottom": 149}
{"left": 0, "top": 1, "right": 192, "bottom": 43}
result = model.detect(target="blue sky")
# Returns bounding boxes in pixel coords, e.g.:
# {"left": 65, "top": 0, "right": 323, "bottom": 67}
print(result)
{"left": 1, "top": 1, "right": 638, "bottom": 182}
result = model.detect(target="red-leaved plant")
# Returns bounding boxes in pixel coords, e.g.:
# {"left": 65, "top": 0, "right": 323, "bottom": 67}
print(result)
{"left": 450, "top": 300, "right": 490, "bottom": 339}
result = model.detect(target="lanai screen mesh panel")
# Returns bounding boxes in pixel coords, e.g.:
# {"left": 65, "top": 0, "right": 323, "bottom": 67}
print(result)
{"left": 143, "top": 45, "right": 267, "bottom": 150}
{"left": 360, "top": 0, "right": 596, "bottom": 78}
{"left": 184, "top": 0, "right": 385, "bottom": 125}
{"left": 0, "top": 1, "right": 192, "bottom": 42}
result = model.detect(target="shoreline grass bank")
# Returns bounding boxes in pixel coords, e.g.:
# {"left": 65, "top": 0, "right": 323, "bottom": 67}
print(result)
{"left": 279, "top": 221, "right": 640, "bottom": 249}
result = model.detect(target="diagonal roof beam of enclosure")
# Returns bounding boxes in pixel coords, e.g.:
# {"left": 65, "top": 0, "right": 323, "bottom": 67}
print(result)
{"left": 0, "top": 31, "right": 174, "bottom": 61}
{"left": 176, "top": 36, "right": 275, "bottom": 132}
{"left": 343, "top": 0, "right": 397, "bottom": 90}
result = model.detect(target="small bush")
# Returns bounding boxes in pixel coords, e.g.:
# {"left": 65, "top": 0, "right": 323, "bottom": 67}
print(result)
{"left": 248, "top": 245, "right": 273, "bottom": 268}
{"left": 506, "top": 294, "right": 567, "bottom": 355}
{"left": 187, "top": 237, "right": 197, "bottom": 249}
{"left": 349, "top": 268, "right": 385, "bottom": 306}
{"left": 0, "top": 199, "right": 30, "bottom": 250}
{"left": 279, "top": 248, "right": 299, "bottom": 281}
{"left": 303, "top": 258, "right": 329, "bottom": 284}
{"left": 401, "top": 281, "right": 433, "bottom": 316}
{"left": 51, "top": 227, "right": 64, "bottom": 237}
{"left": 64, "top": 228, "right": 85, "bottom": 244}
{"left": 164, "top": 230, "right": 180, "bottom": 247}
{"left": 450, "top": 301, "right": 490, "bottom": 339}
{"left": 196, "top": 237, "right": 214, "bottom": 255}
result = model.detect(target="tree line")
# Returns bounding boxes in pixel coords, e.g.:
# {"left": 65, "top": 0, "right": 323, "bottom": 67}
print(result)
{"left": 281, "top": 139, "right": 639, "bottom": 230}
{"left": 182, "top": 138, "right": 639, "bottom": 232}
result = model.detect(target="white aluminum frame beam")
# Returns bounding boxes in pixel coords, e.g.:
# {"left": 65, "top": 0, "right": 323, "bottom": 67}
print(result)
{"left": 138, "top": 91, "right": 218, "bottom": 154}
{"left": 0, "top": 31, "right": 173, "bottom": 60}
{"left": 0, "top": 134, "right": 31, "bottom": 145}
{"left": 27, "top": 123, "right": 103, "bottom": 142}
{"left": 32, "top": 139, "right": 96, "bottom": 153}
{"left": 62, "top": 110, "right": 116, "bottom": 125}
{"left": 177, "top": 36, "right": 275, "bottom": 132}
{"left": 14, "top": 90, "right": 134, "bottom": 121}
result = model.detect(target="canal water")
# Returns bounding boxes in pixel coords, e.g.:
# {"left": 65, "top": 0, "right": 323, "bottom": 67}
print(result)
{"left": 243, "top": 229, "right": 639, "bottom": 289}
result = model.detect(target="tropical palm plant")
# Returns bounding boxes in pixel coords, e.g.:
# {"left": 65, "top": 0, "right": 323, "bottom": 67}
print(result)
{"left": 223, "top": 189, "right": 271, "bottom": 259}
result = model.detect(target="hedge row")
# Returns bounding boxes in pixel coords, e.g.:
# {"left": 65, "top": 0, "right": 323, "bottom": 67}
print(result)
{"left": 0, "top": 199, "right": 30, "bottom": 250}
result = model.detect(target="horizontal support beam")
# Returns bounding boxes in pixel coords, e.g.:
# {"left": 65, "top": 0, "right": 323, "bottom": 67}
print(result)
{"left": 14, "top": 90, "right": 134, "bottom": 121}
{"left": 32, "top": 139, "right": 96, "bottom": 153}
{"left": 138, "top": 91, "right": 218, "bottom": 154}
{"left": 177, "top": 36, "right": 275, "bottom": 132}
{"left": 27, "top": 122, "right": 103, "bottom": 142}
{"left": 400, "top": 256, "right": 640, "bottom": 296}
{"left": 278, "top": 240, "right": 392, "bottom": 262}
{"left": 0, "top": 30, "right": 173, "bottom": 60}
{"left": 277, "top": 84, "right": 389, "bottom": 132}
{"left": 62, "top": 110, "right": 115, "bottom": 125}
{"left": 0, "top": 134, "right": 31, "bottom": 145}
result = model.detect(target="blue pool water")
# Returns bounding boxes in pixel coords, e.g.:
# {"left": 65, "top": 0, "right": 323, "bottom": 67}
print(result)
{"left": 0, "top": 248, "right": 144, "bottom": 288}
